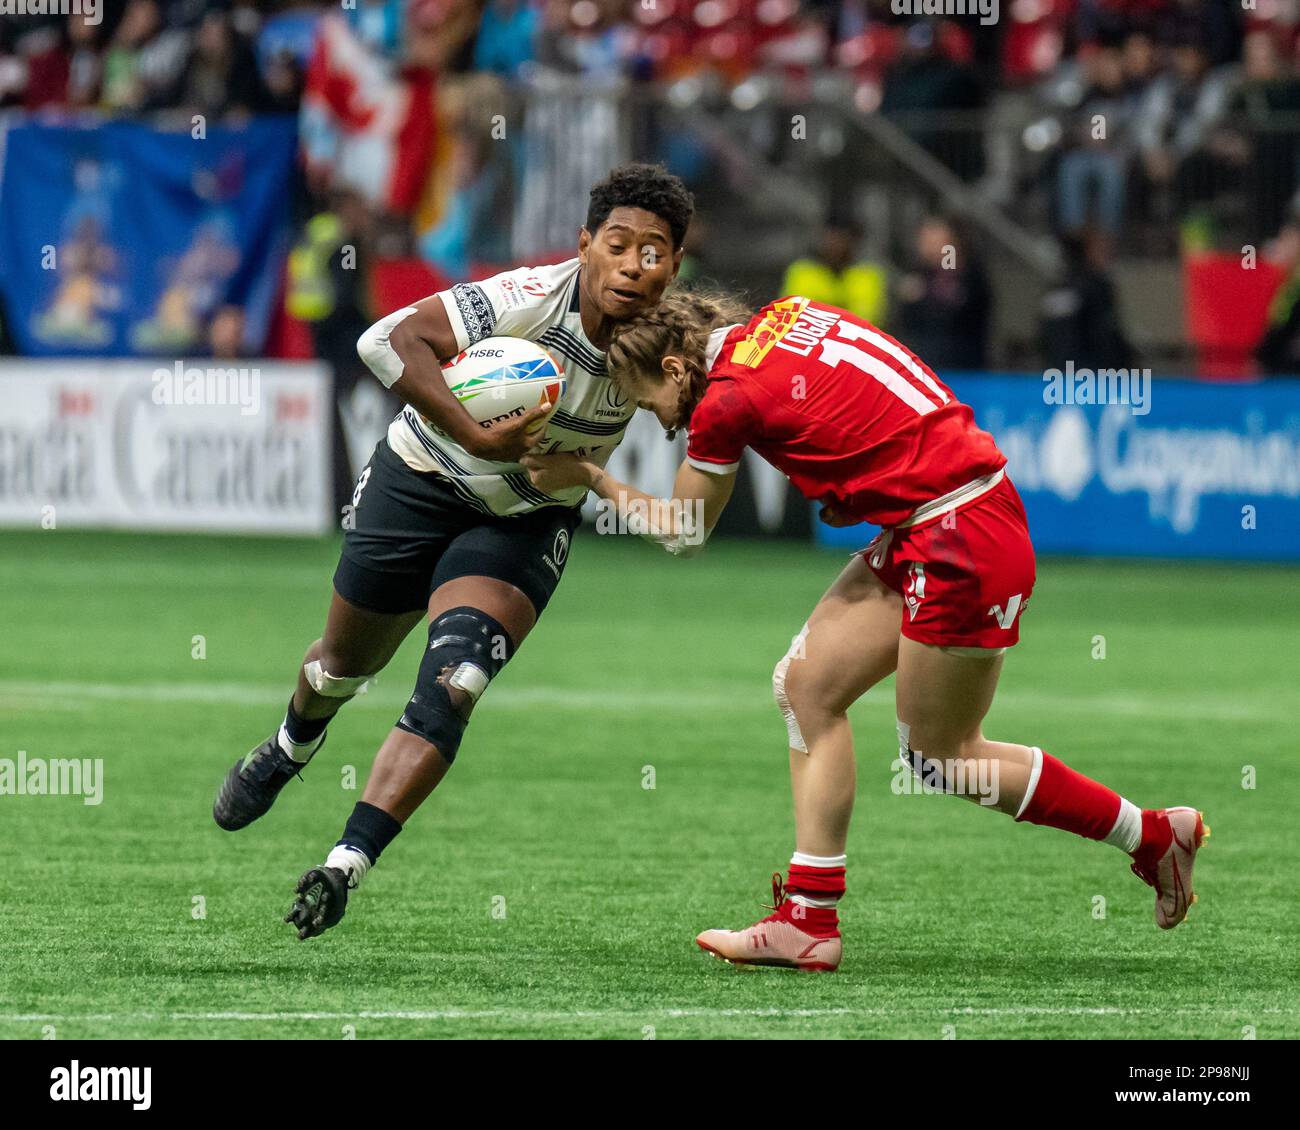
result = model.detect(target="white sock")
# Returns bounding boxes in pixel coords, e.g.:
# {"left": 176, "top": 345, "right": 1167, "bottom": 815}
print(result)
{"left": 1103, "top": 797, "right": 1143, "bottom": 854}
{"left": 788, "top": 851, "right": 847, "bottom": 909}
{"left": 325, "top": 844, "right": 372, "bottom": 889}
{"left": 277, "top": 722, "right": 324, "bottom": 764}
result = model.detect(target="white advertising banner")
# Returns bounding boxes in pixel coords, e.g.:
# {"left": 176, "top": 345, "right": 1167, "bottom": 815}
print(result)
{"left": 0, "top": 359, "right": 332, "bottom": 534}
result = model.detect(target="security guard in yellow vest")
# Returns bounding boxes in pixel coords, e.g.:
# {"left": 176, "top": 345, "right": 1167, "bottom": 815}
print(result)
{"left": 781, "top": 222, "right": 888, "bottom": 326}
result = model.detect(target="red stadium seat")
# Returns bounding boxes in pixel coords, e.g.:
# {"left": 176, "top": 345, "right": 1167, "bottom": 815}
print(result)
{"left": 1183, "top": 252, "right": 1286, "bottom": 380}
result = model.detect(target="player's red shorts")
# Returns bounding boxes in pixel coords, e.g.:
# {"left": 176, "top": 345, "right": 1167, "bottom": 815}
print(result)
{"left": 861, "top": 475, "right": 1036, "bottom": 650}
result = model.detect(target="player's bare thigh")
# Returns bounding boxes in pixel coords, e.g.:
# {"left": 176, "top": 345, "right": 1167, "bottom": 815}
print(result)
{"left": 894, "top": 637, "right": 1035, "bottom": 804}
{"left": 293, "top": 590, "right": 425, "bottom": 721}
{"left": 782, "top": 554, "right": 903, "bottom": 720}
{"left": 317, "top": 588, "right": 425, "bottom": 676}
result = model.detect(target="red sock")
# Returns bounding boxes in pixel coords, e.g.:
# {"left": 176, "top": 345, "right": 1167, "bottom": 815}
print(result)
{"left": 785, "top": 863, "right": 844, "bottom": 937}
{"left": 1016, "top": 750, "right": 1122, "bottom": 841}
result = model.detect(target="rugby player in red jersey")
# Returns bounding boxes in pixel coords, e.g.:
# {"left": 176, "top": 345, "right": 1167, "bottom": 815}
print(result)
{"left": 522, "top": 292, "right": 1208, "bottom": 971}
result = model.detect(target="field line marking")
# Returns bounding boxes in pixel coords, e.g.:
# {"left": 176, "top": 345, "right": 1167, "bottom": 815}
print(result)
{"left": 0, "top": 679, "right": 1266, "bottom": 721}
{"left": 3, "top": 1006, "right": 1295, "bottom": 1023}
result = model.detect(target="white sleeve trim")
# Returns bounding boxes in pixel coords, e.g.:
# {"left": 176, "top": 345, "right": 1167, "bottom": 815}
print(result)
{"left": 687, "top": 456, "right": 740, "bottom": 475}
{"left": 435, "top": 291, "right": 471, "bottom": 353}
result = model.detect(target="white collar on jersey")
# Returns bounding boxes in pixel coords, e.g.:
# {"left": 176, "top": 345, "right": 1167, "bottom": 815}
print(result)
{"left": 705, "top": 324, "right": 741, "bottom": 371}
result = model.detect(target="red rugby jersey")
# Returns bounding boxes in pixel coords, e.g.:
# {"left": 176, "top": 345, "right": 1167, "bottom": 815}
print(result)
{"left": 686, "top": 297, "right": 1006, "bottom": 528}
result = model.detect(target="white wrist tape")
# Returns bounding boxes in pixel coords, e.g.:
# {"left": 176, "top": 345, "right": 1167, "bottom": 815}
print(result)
{"left": 356, "top": 306, "right": 419, "bottom": 388}
{"left": 624, "top": 505, "right": 712, "bottom": 558}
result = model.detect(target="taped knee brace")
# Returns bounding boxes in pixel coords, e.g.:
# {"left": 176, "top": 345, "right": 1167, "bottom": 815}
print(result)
{"left": 772, "top": 624, "right": 810, "bottom": 753}
{"left": 395, "top": 606, "right": 513, "bottom": 762}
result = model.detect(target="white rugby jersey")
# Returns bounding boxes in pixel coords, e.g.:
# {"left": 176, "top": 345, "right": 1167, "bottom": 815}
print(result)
{"left": 385, "top": 258, "right": 634, "bottom": 516}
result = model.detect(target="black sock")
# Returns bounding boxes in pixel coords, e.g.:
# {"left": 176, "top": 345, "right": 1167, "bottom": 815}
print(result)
{"left": 283, "top": 696, "right": 331, "bottom": 746}
{"left": 337, "top": 801, "right": 403, "bottom": 864}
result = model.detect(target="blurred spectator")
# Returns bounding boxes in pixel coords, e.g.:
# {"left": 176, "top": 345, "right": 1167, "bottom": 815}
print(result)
{"left": 781, "top": 219, "right": 889, "bottom": 325}
{"left": 287, "top": 190, "right": 374, "bottom": 375}
{"left": 1039, "top": 229, "right": 1136, "bottom": 371}
{"left": 475, "top": 0, "right": 541, "bottom": 80}
{"left": 66, "top": 14, "right": 106, "bottom": 108}
{"left": 536, "top": 0, "right": 636, "bottom": 78}
{"left": 259, "top": 45, "right": 306, "bottom": 114}
{"left": 1208, "top": 30, "right": 1300, "bottom": 243}
{"left": 101, "top": 0, "right": 189, "bottom": 113}
{"left": 421, "top": 74, "right": 517, "bottom": 274}
{"left": 1134, "top": 32, "right": 1237, "bottom": 222}
{"left": 156, "top": 10, "right": 265, "bottom": 121}
{"left": 1055, "top": 44, "right": 1136, "bottom": 237}
{"left": 208, "top": 304, "right": 248, "bottom": 359}
{"left": 1255, "top": 221, "right": 1300, "bottom": 374}
{"left": 1121, "top": 30, "right": 1159, "bottom": 94}
{"left": 675, "top": 213, "right": 719, "bottom": 287}
{"left": 893, "top": 215, "right": 990, "bottom": 370}
{"left": 285, "top": 189, "right": 384, "bottom": 510}
{"left": 881, "top": 21, "right": 985, "bottom": 181}
{"left": 1162, "top": 0, "right": 1244, "bottom": 70}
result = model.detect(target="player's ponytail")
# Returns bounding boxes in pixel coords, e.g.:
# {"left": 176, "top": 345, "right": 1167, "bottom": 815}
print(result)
{"left": 608, "top": 289, "right": 750, "bottom": 436}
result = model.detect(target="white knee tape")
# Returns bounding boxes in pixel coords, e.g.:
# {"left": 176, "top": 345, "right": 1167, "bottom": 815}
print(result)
{"left": 772, "top": 624, "right": 810, "bottom": 754}
{"left": 304, "top": 659, "right": 375, "bottom": 698}
{"left": 446, "top": 661, "right": 489, "bottom": 704}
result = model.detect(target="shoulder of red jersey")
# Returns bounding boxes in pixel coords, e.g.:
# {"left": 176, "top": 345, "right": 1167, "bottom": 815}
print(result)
{"left": 710, "top": 296, "right": 845, "bottom": 371}
{"left": 685, "top": 375, "right": 760, "bottom": 475}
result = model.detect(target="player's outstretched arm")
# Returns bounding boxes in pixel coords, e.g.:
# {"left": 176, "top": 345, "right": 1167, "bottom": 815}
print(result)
{"left": 522, "top": 453, "right": 735, "bottom": 557}
{"left": 356, "top": 296, "right": 546, "bottom": 463}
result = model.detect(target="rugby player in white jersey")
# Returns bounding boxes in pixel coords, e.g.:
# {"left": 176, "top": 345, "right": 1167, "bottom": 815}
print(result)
{"left": 210, "top": 165, "right": 693, "bottom": 939}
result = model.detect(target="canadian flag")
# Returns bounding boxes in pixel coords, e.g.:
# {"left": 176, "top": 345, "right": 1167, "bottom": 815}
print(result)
{"left": 299, "top": 15, "right": 436, "bottom": 215}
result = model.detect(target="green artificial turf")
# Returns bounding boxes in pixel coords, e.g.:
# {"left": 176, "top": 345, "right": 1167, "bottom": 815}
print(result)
{"left": 0, "top": 529, "right": 1295, "bottom": 1039}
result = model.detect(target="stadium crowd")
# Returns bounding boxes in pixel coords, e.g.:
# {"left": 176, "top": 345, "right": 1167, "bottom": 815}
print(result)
{"left": 4, "top": 1, "right": 1300, "bottom": 373}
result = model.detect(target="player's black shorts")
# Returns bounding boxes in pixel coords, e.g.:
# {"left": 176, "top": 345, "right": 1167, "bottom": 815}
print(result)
{"left": 333, "top": 439, "right": 581, "bottom": 616}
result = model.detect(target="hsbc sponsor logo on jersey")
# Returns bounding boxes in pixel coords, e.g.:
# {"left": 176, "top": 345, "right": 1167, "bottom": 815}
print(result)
{"left": 772, "top": 303, "right": 839, "bottom": 357}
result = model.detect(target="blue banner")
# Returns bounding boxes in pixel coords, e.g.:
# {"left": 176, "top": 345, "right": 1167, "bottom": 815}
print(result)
{"left": 816, "top": 375, "right": 1300, "bottom": 562}
{"left": 0, "top": 117, "right": 297, "bottom": 357}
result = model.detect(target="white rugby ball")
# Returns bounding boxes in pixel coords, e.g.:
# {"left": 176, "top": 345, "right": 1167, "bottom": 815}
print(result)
{"left": 440, "top": 337, "right": 566, "bottom": 434}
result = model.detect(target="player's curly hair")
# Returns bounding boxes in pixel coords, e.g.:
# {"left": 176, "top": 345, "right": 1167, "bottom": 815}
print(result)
{"left": 607, "top": 289, "right": 751, "bottom": 437}
{"left": 587, "top": 163, "right": 695, "bottom": 249}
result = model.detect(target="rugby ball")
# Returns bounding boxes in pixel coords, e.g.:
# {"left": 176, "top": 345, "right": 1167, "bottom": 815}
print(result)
{"left": 440, "top": 337, "right": 565, "bottom": 434}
